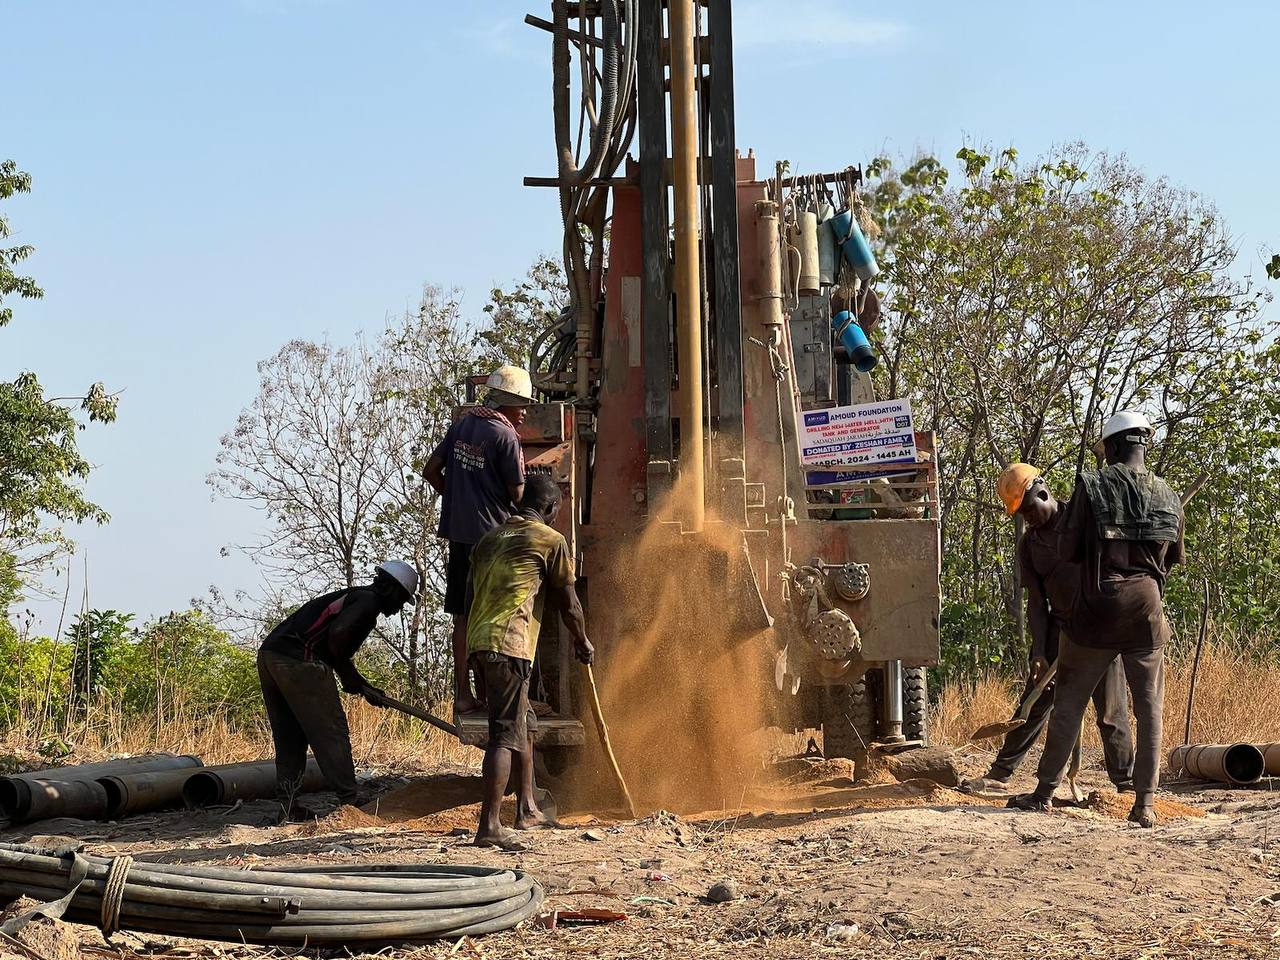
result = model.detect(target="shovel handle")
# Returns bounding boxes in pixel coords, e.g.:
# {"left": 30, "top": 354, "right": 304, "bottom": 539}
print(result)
{"left": 1016, "top": 660, "right": 1058, "bottom": 721}
{"left": 584, "top": 665, "right": 638, "bottom": 819}
{"left": 370, "top": 691, "right": 460, "bottom": 737}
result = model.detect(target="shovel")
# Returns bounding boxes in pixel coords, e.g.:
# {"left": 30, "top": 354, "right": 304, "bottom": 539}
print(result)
{"left": 970, "top": 660, "right": 1058, "bottom": 741}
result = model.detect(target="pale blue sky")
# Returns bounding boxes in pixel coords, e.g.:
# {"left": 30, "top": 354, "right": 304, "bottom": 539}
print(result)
{"left": 4, "top": 1, "right": 1276, "bottom": 632}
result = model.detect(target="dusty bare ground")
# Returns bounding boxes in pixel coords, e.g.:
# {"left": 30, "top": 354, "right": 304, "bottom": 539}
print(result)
{"left": 3, "top": 750, "right": 1280, "bottom": 960}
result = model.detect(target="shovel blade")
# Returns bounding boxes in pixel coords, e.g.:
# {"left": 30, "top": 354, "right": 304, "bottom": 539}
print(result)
{"left": 533, "top": 786, "right": 558, "bottom": 822}
{"left": 970, "top": 718, "right": 1026, "bottom": 742}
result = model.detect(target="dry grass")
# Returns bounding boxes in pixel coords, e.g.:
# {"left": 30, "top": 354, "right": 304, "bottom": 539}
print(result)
{"left": 8, "top": 637, "right": 1279, "bottom": 779}
{"left": 932, "top": 637, "right": 1280, "bottom": 755}
{"left": 3, "top": 698, "right": 476, "bottom": 774}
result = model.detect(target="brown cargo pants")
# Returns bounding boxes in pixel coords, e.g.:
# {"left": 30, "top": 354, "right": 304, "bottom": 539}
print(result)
{"left": 257, "top": 648, "right": 358, "bottom": 805}
{"left": 1034, "top": 636, "right": 1165, "bottom": 804}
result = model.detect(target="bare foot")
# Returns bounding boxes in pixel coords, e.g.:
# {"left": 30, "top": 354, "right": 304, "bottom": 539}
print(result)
{"left": 515, "top": 810, "right": 565, "bottom": 831}
{"left": 454, "top": 694, "right": 481, "bottom": 715}
{"left": 474, "top": 829, "right": 528, "bottom": 851}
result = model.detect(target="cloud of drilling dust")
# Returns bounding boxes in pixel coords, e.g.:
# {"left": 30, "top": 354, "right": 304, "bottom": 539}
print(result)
{"left": 590, "top": 476, "right": 776, "bottom": 815}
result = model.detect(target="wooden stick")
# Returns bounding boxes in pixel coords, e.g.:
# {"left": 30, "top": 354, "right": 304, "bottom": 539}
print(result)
{"left": 584, "top": 665, "right": 637, "bottom": 818}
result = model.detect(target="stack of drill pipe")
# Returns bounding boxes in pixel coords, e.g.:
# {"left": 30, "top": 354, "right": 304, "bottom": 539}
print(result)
{"left": 0, "top": 844, "right": 544, "bottom": 944}
{"left": 0, "top": 755, "right": 202, "bottom": 824}
{"left": 1168, "top": 743, "right": 1266, "bottom": 786}
{"left": 183, "top": 758, "right": 326, "bottom": 808}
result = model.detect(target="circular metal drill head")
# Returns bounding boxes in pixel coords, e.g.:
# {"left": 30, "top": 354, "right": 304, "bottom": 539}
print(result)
{"left": 830, "top": 562, "right": 871, "bottom": 602}
{"left": 812, "top": 608, "right": 862, "bottom": 660}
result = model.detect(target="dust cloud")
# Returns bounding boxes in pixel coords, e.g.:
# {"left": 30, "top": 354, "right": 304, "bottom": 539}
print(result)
{"left": 588, "top": 477, "right": 777, "bottom": 815}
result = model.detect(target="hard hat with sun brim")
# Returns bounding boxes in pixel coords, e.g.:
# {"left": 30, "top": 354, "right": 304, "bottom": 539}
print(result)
{"left": 486, "top": 365, "right": 535, "bottom": 406}
{"left": 375, "top": 560, "right": 419, "bottom": 603}
{"left": 1100, "top": 410, "right": 1153, "bottom": 444}
{"left": 997, "top": 463, "right": 1041, "bottom": 517}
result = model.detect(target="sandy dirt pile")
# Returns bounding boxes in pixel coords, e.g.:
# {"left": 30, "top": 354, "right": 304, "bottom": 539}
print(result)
{"left": 1085, "top": 789, "right": 1206, "bottom": 821}
{"left": 0, "top": 898, "right": 88, "bottom": 960}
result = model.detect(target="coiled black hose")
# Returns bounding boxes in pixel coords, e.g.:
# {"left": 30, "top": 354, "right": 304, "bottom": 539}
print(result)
{"left": 0, "top": 844, "right": 543, "bottom": 945}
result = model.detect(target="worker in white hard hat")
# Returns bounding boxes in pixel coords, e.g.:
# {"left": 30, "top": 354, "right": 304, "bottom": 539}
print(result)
{"left": 258, "top": 560, "right": 419, "bottom": 819}
{"left": 423, "top": 365, "right": 533, "bottom": 715}
{"left": 1008, "top": 410, "right": 1184, "bottom": 828}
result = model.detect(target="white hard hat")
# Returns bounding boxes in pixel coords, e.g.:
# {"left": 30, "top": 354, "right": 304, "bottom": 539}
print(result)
{"left": 486, "top": 365, "right": 535, "bottom": 405}
{"left": 1100, "top": 410, "right": 1153, "bottom": 444}
{"left": 375, "top": 560, "right": 418, "bottom": 602}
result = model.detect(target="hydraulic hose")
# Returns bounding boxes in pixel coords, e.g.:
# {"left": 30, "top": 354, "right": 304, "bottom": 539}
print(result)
{"left": 553, "top": 0, "right": 620, "bottom": 189}
{"left": 0, "top": 845, "right": 543, "bottom": 945}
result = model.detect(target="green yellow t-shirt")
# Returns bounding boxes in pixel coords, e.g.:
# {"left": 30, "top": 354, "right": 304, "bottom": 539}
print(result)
{"left": 466, "top": 515, "right": 575, "bottom": 662}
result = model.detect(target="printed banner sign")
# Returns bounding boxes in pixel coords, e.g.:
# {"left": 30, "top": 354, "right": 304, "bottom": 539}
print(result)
{"left": 799, "top": 398, "right": 917, "bottom": 468}
{"left": 806, "top": 465, "right": 918, "bottom": 486}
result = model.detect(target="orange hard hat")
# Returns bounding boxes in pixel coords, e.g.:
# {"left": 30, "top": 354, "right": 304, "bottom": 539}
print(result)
{"left": 997, "top": 463, "right": 1040, "bottom": 516}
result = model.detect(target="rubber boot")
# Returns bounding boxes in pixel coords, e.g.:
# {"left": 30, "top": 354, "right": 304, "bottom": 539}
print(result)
{"left": 1006, "top": 789, "right": 1052, "bottom": 813}
{"left": 1128, "top": 794, "right": 1156, "bottom": 828}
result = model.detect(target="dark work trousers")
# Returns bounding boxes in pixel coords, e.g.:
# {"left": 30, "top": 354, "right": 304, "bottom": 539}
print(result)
{"left": 989, "top": 656, "right": 1135, "bottom": 788}
{"left": 257, "top": 648, "right": 358, "bottom": 805}
{"left": 1035, "top": 637, "right": 1165, "bottom": 803}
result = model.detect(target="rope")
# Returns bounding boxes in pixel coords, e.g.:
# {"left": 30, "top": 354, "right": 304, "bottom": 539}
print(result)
{"left": 99, "top": 854, "right": 133, "bottom": 935}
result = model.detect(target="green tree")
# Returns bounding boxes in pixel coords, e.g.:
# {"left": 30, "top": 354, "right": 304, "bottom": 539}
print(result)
{"left": 865, "top": 143, "right": 1276, "bottom": 677}
{"left": 210, "top": 265, "right": 554, "bottom": 700}
{"left": 66, "top": 609, "right": 133, "bottom": 717}
{"left": 1, "top": 160, "right": 118, "bottom": 607}
{"left": 121, "top": 611, "right": 261, "bottom": 724}
{"left": 0, "top": 160, "right": 43, "bottom": 329}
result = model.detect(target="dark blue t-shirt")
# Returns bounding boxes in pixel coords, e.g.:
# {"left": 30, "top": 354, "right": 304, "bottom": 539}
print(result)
{"left": 431, "top": 412, "right": 525, "bottom": 545}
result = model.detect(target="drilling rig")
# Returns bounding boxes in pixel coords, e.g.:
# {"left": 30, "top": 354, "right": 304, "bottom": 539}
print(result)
{"left": 456, "top": 0, "right": 941, "bottom": 784}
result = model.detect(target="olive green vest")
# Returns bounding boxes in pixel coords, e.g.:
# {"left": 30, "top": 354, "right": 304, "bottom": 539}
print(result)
{"left": 1079, "top": 463, "right": 1182, "bottom": 543}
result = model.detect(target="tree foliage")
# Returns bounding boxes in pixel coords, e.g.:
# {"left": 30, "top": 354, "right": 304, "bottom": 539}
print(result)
{"left": 1, "top": 160, "right": 118, "bottom": 609}
{"left": 865, "top": 143, "right": 1277, "bottom": 677}
{"left": 0, "top": 608, "right": 264, "bottom": 735}
{"left": 210, "top": 263, "right": 559, "bottom": 699}
{"left": 0, "top": 160, "right": 43, "bottom": 329}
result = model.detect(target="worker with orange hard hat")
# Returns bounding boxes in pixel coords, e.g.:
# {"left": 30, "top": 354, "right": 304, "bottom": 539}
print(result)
{"left": 962, "top": 462, "right": 1134, "bottom": 798}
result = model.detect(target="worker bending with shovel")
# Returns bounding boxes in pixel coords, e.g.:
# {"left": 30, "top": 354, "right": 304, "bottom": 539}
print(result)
{"left": 423, "top": 365, "right": 532, "bottom": 716}
{"left": 466, "top": 475, "right": 594, "bottom": 850}
{"left": 964, "top": 463, "right": 1135, "bottom": 797}
{"left": 1008, "top": 412, "right": 1184, "bottom": 827}
{"left": 257, "top": 560, "right": 418, "bottom": 818}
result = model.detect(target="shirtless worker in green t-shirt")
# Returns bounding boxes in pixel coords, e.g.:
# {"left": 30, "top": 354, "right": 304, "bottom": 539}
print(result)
{"left": 467, "top": 474, "right": 594, "bottom": 850}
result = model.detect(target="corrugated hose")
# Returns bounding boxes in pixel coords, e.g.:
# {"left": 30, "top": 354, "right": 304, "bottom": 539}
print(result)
{"left": 0, "top": 843, "right": 544, "bottom": 945}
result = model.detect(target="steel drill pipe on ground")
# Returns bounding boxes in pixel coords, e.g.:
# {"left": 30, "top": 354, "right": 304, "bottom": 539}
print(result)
{"left": 0, "top": 755, "right": 203, "bottom": 823}
{"left": 7, "top": 754, "right": 201, "bottom": 784}
{"left": 1168, "top": 743, "right": 1266, "bottom": 785}
{"left": 1256, "top": 743, "right": 1280, "bottom": 777}
{"left": 182, "top": 758, "right": 326, "bottom": 808}
{"left": 0, "top": 778, "right": 111, "bottom": 824}
{"left": 97, "top": 766, "right": 206, "bottom": 818}
{"left": 0, "top": 845, "right": 543, "bottom": 944}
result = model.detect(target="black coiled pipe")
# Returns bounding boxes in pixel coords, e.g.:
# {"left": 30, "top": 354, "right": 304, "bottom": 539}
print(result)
{"left": 0, "top": 845, "right": 543, "bottom": 945}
